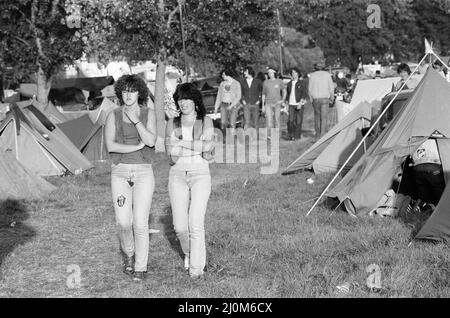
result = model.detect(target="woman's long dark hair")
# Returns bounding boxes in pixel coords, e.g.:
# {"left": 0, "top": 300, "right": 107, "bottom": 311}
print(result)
{"left": 114, "top": 74, "right": 149, "bottom": 106}
{"left": 173, "top": 82, "right": 206, "bottom": 120}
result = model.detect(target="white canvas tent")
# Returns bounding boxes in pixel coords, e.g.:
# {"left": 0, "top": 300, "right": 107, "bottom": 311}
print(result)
{"left": 0, "top": 101, "right": 93, "bottom": 176}
{"left": 0, "top": 150, "right": 56, "bottom": 200}
{"left": 336, "top": 77, "right": 400, "bottom": 121}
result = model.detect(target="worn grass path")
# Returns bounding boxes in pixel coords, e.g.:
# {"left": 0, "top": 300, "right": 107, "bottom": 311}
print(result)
{"left": 0, "top": 107, "right": 449, "bottom": 298}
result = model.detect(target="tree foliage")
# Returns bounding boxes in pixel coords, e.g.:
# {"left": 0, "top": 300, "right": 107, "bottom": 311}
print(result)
{"left": 413, "top": 0, "right": 450, "bottom": 56}
{"left": 0, "top": 0, "right": 85, "bottom": 81}
{"left": 182, "top": 0, "right": 278, "bottom": 70}
{"left": 284, "top": 0, "right": 450, "bottom": 69}
{"left": 2, "top": 0, "right": 449, "bottom": 87}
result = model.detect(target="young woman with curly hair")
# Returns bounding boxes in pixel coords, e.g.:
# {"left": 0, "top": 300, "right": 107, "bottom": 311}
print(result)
{"left": 105, "top": 74, "right": 156, "bottom": 282}
{"left": 165, "top": 82, "right": 215, "bottom": 279}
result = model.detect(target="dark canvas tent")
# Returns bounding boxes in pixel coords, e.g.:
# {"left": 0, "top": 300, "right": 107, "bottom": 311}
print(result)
{"left": 0, "top": 150, "right": 56, "bottom": 200}
{"left": 326, "top": 68, "right": 450, "bottom": 216}
{"left": 58, "top": 96, "right": 118, "bottom": 124}
{"left": 57, "top": 114, "right": 108, "bottom": 162}
{"left": 50, "top": 76, "right": 114, "bottom": 90}
{"left": 0, "top": 100, "right": 93, "bottom": 176}
{"left": 48, "top": 76, "right": 115, "bottom": 108}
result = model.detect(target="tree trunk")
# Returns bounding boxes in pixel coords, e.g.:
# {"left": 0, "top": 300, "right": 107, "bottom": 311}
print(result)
{"left": 154, "top": 58, "right": 166, "bottom": 152}
{"left": 36, "top": 66, "right": 51, "bottom": 107}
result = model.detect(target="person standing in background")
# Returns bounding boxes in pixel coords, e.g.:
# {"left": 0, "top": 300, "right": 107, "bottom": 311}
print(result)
{"left": 308, "top": 62, "right": 334, "bottom": 138}
{"left": 214, "top": 69, "right": 242, "bottom": 136}
{"left": 285, "top": 67, "right": 308, "bottom": 141}
{"left": 240, "top": 66, "right": 262, "bottom": 130}
{"left": 261, "top": 67, "right": 286, "bottom": 137}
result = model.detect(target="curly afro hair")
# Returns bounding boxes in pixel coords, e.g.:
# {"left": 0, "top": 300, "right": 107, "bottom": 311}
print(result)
{"left": 173, "top": 82, "right": 206, "bottom": 120}
{"left": 114, "top": 74, "right": 149, "bottom": 106}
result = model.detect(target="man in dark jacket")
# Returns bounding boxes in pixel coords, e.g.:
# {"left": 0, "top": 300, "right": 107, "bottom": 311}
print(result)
{"left": 285, "top": 67, "right": 308, "bottom": 140}
{"left": 240, "top": 66, "right": 263, "bottom": 130}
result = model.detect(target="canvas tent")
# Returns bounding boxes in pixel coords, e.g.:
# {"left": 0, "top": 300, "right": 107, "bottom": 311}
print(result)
{"left": 58, "top": 96, "right": 118, "bottom": 124}
{"left": 50, "top": 76, "right": 114, "bottom": 91}
{"left": 57, "top": 114, "right": 108, "bottom": 162}
{"left": 0, "top": 100, "right": 93, "bottom": 176}
{"left": 19, "top": 76, "right": 115, "bottom": 110}
{"left": 0, "top": 150, "right": 56, "bottom": 200}
{"left": 336, "top": 77, "right": 400, "bottom": 121}
{"left": 43, "top": 101, "right": 70, "bottom": 123}
{"left": 326, "top": 68, "right": 450, "bottom": 216}
{"left": 50, "top": 76, "right": 115, "bottom": 109}
{"left": 282, "top": 88, "right": 415, "bottom": 176}
{"left": 282, "top": 101, "right": 373, "bottom": 175}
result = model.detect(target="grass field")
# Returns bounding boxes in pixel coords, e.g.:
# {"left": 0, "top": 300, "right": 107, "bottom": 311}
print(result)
{"left": 0, "top": 106, "right": 449, "bottom": 298}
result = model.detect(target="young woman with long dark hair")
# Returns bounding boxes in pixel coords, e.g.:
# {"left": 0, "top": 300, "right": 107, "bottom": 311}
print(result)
{"left": 165, "top": 82, "right": 215, "bottom": 279}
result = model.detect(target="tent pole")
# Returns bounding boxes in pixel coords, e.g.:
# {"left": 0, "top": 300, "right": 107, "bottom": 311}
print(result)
{"left": 305, "top": 52, "right": 432, "bottom": 217}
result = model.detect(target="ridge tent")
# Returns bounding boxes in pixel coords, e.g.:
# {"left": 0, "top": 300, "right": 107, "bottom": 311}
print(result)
{"left": 43, "top": 101, "right": 70, "bottom": 124}
{"left": 336, "top": 77, "right": 400, "bottom": 122}
{"left": 282, "top": 89, "right": 414, "bottom": 175}
{"left": 376, "top": 90, "right": 414, "bottom": 132}
{"left": 282, "top": 101, "right": 373, "bottom": 175}
{"left": 57, "top": 114, "right": 108, "bottom": 162}
{"left": 58, "top": 96, "right": 118, "bottom": 124}
{"left": 0, "top": 100, "right": 93, "bottom": 176}
{"left": 56, "top": 97, "right": 118, "bottom": 163}
{"left": 326, "top": 68, "right": 450, "bottom": 216}
{"left": 0, "top": 150, "right": 56, "bottom": 200}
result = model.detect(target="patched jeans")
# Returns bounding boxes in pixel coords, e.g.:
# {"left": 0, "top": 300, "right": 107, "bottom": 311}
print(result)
{"left": 168, "top": 167, "right": 211, "bottom": 276}
{"left": 111, "top": 163, "right": 155, "bottom": 272}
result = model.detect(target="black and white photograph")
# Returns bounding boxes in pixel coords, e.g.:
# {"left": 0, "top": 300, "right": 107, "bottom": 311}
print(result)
{"left": 0, "top": 0, "right": 449, "bottom": 302}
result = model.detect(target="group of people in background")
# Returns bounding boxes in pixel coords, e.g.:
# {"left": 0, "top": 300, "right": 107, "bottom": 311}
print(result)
{"left": 212, "top": 62, "right": 336, "bottom": 141}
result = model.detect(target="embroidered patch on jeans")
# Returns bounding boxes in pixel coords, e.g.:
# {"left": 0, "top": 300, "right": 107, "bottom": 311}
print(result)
{"left": 117, "top": 195, "right": 126, "bottom": 207}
